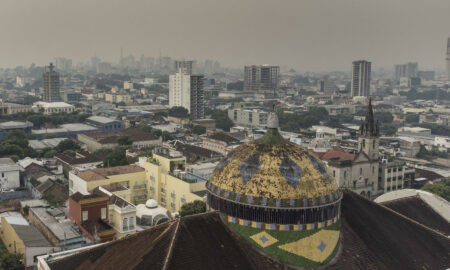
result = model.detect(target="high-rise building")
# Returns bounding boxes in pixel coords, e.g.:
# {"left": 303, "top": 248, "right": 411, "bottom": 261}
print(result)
{"left": 174, "top": 60, "right": 194, "bottom": 75}
{"left": 394, "top": 62, "right": 418, "bottom": 81}
{"left": 244, "top": 65, "right": 279, "bottom": 92}
{"left": 42, "top": 63, "right": 61, "bottom": 102}
{"left": 351, "top": 60, "right": 371, "bottom": 97}
{"left": 169, "top": 69, "right": 204, "bottom": 119}
{"left": 446, "top": 38, "right": 450, "bottom": 80}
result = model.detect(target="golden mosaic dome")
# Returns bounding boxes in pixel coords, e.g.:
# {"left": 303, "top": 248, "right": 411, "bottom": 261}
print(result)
{"left": 210, "top": 128, "right": 338, "bottom": 201}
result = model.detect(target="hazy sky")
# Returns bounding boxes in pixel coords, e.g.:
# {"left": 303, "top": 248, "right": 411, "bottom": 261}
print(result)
{"left": 1, "top": 0, "right": 449, "bottom": 71}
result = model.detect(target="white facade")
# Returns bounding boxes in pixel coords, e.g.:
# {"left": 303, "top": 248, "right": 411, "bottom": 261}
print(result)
{"left": 68, "top": 172, "right": 89, "bottom": 195}
{"left": 33, "top": 102, "right": 75, "bottom": 115}
{"left": 169, "top": 69, "right": 191, "bottom": 113}
{"left": 228, "top": 108, "right": 268, "bottom": 127}
{"left": 0, "top": 158, "right": 20, "bottom": 190}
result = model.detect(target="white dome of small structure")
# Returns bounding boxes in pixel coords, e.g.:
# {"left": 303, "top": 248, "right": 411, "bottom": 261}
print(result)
{"left": 145, "top": 199, "right": 158, "bottom": 208}
{"left": 136, "top": 200, "right": 171, "bottom": 227}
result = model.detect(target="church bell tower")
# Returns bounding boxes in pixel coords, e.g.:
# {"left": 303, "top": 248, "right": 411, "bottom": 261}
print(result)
{"left": 358, "top": 99, "right": 380, "bottom": 161}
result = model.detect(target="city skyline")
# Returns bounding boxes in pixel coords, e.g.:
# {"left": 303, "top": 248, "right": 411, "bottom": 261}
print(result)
{"left": 1, "top": 0, "right": 450, "bottom": 71}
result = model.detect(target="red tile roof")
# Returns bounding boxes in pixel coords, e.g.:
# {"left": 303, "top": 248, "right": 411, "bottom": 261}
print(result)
{"left": 313, "top": 146, "right": 355, "bottom": 162}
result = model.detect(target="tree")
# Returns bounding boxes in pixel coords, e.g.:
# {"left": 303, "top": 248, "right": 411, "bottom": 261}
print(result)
{"left": 43, "top": 150, "right": 57, "bottom": 158}
{"left": 421, "top": 178, "right": 450, "bottom": 202}
{"left": 211, "top": 110, "right": 234, "bottom": 131}
{"left": 55, "top": 139, "right": 80, "bottom": 153}
{"left": 192, "top": 125, "right": 206, "bottom": 135}
{"left": 405, "top": 114, "right": 419, "bottom": 123}
{"left": 103, "top": 148, "right": 129, "bottom": 167}
{"left": 179, "top": 200, "right": 206, "bottom": 217}
{"left": 43, "top": 133, "right": 58, "bottom": 139}
{"left": 168, "top": 106, "right": 189, "bottom": 118}
{"left": 118, "top": 135, "right": 133, "bottom": 146}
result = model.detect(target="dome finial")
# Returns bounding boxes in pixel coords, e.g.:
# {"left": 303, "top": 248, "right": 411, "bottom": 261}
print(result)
{"left": 267, "top": 105, "right": 279, "bottom": 129}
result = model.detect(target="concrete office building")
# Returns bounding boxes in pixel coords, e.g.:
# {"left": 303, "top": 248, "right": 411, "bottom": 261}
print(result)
{"left": 394, "top": 62, "right": 418, "bottom": 81}
{"left": 42, "top": 63, "right": 61, "bottom": 102}
{"left": 351, "top": 60, "right": 371, "bottom": 97}
{"left": 244, "top": 65, "right": 279, "bottom": 92}
{"left": 174, "top": 60, "right": 194, "bottom": 75}
{"left": 169, "top": 69, "right": 204, "bottom": 119}
{"left": 446, "top": 37, "right": 450, "bottom": 80}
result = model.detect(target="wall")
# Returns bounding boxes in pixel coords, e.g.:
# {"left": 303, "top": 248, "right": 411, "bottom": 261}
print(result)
{"left": 27, "top": 209, "right": 60, "bottom": 246}
{"left": 0, "top": 190, "right": 31, "bottom": 202}
{"left": 0, "top": 169, "right": 20, "bottom": 190}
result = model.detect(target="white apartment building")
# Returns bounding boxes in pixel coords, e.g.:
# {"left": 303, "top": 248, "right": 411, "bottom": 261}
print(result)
{"left": 228, "top": 108, "right": 268, "bottom": 127}
{"left": 0, "top": 158, "right": 21, "bottom": 190}
{"left": 169, "top": 69, "right": 191, "bottom": 112}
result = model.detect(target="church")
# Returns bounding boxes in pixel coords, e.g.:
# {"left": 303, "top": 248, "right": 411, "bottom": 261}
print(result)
{"left": 314, "top": 99, "right": 380, "bottom": 198}
{"left": 38, "top": 109, "right": 450, "bottom": 269}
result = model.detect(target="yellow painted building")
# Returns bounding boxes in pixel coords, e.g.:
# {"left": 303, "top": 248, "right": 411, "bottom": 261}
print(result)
{"left": 70, "top": 148, "right": 207, "bottom": 213}
{"left": 142, "top": 147, "right": 207, "bottom": 213}
{"left": 0, "top": 216, "right": 56, "bottom": 268}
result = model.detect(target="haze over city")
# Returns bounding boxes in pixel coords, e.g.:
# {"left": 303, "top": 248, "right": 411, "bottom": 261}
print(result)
{"left": 1, "top": 0, "right": 450, "bottom": 71}
{"left": 0, "top": 1, "right": 449, "bottom": 270}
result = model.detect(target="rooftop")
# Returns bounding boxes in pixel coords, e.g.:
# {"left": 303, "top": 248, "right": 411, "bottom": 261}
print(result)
{"left": 70, "top": 192, "right": 109, "bottom": 203}
{"left": 207, "top": 132, "right": 240, "bottom": 144}
{"left": 87, "top": 116, "right": 119, "bottom": 124}
{"left": 30, "top": 207, "right": 81, "bottom": 241}
{"left": 0, "top": 121, "right": 33, "bottom": 129}
{"left": 11, "top": 223, "right": 52, "bottom": 247}
{"left": 45, "top": 190, "right": 450, "bottom": 270}
{"left": 76, "top": 165, "right": 145, "bottom": 182}
{"left": 82, "top": 128, "right": 158, "bottom": 144}
{"left": 0, "top": 157, "right": 15, "bottom": 165}
{"left": 34, "top": 101, "right": 74, "bottom": 108}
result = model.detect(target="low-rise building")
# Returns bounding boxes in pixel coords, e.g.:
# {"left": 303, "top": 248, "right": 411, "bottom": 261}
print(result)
{"left": 27, "top": 207, "right": 84, "bottom": 250}
{"left": 0, "top": 158, "right": 21, "bottom": 190}
{"left": 0, "top": 215, "right": 57, "bottom": 268}
{"left": 173, "top": 141, "right": 222, "bottom": 163}
{"left": 69, "top": 164, "right": 145, "bottom": 197}
{"left": 228, "top": 108, "right": 268, "bottom": 127}
{"left": 93, "top": 187, "right": 137, "bottom": 239}
{"left": 0, "top": 102, "right": 32, "bottom": 115}
{"left": 202, "top": 132, "right": 240, "bottom": 156}
{"left": 55, "top": 151, "right": 104, "bottom": 178}
{"left": 32, "top": 123, "right": 99, "bottom": 139}
{"left": 85, "top": 116, "right": 123, "bottom": 132}
{"left": 68, "top": 192, "right": 115, "bottom": 243}
{"left": 77, "top": 128, "right": 161, "bottom": 152}
{"left": 0, "top": 121, "right": 33, "bottom": 141}
{"left": 378, "top": 160, "right": 407, "bottom": 194}
{"left": 33, "top": 101, "right": 75, "bottom": 115}
{"left": 104, "top": 91, "right": 132, "bottom": 104}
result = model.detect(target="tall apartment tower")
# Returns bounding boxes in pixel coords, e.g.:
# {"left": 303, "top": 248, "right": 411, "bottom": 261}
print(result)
{"left": 244, "top": 65, "right": 279, "bottom": 92}
{"left": 174, "top": 60, "right": 194, "bottom": 75}
{"left": 351, "top": 60, "right": 371, "bottom": 97}
{"left": 42, "top": 63, "right": 61, "bottom": 102}
{"left": 394, "top": 62, "right": 418, "bottom": 81}
{"left": 169, "top": 69, "right": 204, "bottom": 119}
{"left": 446, "top": 38, "right": 450, "bottom": 80}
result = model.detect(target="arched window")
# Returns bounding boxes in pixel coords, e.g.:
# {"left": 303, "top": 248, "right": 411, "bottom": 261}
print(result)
{"left": 373, "top": 140, "right": 376, "bottom": 149}
{"left": 344, "top": 171, "right": 347, "bottom": 179}
{"left": 360, "top": 168, "right": 363, "bottom": 175}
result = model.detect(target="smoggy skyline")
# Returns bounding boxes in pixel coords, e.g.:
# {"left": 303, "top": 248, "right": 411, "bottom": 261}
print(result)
{"left": 1, "top": 0, "right": 450, "bottom": 71}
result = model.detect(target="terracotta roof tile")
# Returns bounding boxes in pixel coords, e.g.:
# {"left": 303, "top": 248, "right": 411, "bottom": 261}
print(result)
{"left": 76, "top": 165, "right": 145, "bottom": 182}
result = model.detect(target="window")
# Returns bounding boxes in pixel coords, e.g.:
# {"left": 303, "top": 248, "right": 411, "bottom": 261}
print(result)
{"left": 1, "top": 172, "right": 4, "bottom": 177}
{"left": 101, "top": 208, "right": 106, "bottom": 219}
{"left": 333, "top": 170, "right": 335, "bottom": 177}
{"left": 130, "top": 217, "right": 135, "bottom": 229}
{"left": 360, "top": 168, "right": 362, "bottom": 175}
{"left": 82, "top": 211, "right": 88, "bottom": 221}
{"left": 123, "top": 218, "right": 128, "bottom": 231}
{"left": 372, "top": 166, "right": 375, "bottom": 174}
{"left": 373, "top": 140, "right": 376, "bottom": 149}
